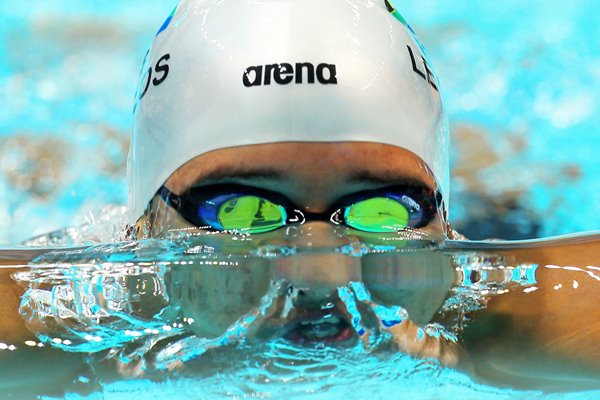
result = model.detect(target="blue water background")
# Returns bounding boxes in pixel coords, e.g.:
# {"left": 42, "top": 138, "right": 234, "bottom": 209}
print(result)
{"left": 0, "top": 0, "right": 599, "bottom": 242}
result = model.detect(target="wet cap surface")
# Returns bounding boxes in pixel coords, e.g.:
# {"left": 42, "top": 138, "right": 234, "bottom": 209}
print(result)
{"left": 128, "top": 0, "right": 449, "bottom": 222}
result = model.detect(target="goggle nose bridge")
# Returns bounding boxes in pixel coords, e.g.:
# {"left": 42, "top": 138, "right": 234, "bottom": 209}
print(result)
{"left": 285, "top": 208, "right": 345, "bottom": 226}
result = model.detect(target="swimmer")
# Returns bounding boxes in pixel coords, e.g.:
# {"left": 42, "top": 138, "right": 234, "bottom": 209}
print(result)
{"left": 125, "top": 0, "right": 600, "bottom": 388}
{"left": 2, "top": 0, "right": 600, "bottom": 392}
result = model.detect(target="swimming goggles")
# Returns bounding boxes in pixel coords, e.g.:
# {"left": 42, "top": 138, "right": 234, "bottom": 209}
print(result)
{"left": 157, "top": 184, "right": 442, "bottom": 234}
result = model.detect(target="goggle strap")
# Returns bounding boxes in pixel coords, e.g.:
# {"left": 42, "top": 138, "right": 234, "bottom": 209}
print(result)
{"left": 158, "top": 186, "right": 182, "bottom": 209}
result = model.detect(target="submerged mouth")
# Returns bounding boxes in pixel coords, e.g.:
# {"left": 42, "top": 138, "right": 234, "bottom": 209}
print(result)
{"left": 284, "top": 313, "right": 354, "bottom": 344}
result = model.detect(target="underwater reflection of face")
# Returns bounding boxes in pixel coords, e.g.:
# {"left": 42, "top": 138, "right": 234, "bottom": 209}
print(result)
{"left": 165, "top": 250, "right": 456, "bottom": 346}
{"left": 152, "top": 142, "right": 449, "bottom": 345}
{"left": 259, "top": 250, "right": 456, "bottom": 345}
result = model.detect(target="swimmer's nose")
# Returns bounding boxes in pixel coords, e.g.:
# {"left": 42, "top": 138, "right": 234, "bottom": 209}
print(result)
{"left": 272, "top": 222, "right": 362, "bottom": 302}
{"left": 288, "top": 221, "right": 356, "bottom": 248}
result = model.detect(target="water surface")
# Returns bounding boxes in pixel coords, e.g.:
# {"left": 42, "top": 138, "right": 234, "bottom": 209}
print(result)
{"left": 3, "top": 232, "right": 600, "bottom": 398}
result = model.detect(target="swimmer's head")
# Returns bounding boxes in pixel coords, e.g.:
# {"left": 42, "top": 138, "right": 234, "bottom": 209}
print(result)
{"left": 128, "top": 0, "right": 449, "bottom": 234}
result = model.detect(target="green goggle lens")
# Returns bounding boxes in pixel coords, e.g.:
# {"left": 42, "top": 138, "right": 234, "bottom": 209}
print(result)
{"left": 344, "top": 197, "right": 409, "bottom": 233}
{"left": 217, "top": 195, "right": 287, "bottom": 233}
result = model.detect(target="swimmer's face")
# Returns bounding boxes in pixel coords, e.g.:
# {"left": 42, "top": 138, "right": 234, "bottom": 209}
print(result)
{"left": 148, "top": 142, "right": 450, "bottom": 345}
{"left": 140, "top": 142, "right": 447, "bottom": 239}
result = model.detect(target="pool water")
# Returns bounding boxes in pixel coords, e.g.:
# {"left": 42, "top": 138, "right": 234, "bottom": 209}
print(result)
{"left": 3, "top": 235, "right": 599, "bottom": 399}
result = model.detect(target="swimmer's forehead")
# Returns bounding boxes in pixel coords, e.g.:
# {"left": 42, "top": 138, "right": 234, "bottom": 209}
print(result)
{"left": 166, "top": 142, "right": 438, "bottom": 194}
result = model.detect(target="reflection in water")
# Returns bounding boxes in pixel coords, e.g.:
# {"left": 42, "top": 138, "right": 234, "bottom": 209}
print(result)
{"left": 3, "top": 233, "right": 600, "bottom": 397}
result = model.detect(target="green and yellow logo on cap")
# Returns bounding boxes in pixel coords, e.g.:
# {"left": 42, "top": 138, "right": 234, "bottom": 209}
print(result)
{"left": 156, "top": 6, "right": 177, "bottom": 36}
{"left": 384, "top": 0, "right": 408, "bottom": 26}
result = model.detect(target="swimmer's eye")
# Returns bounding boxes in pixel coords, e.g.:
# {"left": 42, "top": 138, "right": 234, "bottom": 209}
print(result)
{"left": 343, "top": 196, "right": 420, "bottom": 232}
{"left": 201, "top": 194, "right": 287, "bottom": 234}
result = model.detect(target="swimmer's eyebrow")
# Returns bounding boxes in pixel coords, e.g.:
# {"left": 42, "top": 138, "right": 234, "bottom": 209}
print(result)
{"left": 188, "top": 166, "right": 434, "bottom": 189}
{"left": 348, "top": 170, "right": 435, "bottom": 189}
{"left": 191, "top": 166, "right": 287, "bottom": 184}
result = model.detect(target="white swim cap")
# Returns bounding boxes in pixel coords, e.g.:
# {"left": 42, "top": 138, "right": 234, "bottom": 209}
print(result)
{"left": 128, "top": 0, "right": 449, "bottom": 223}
